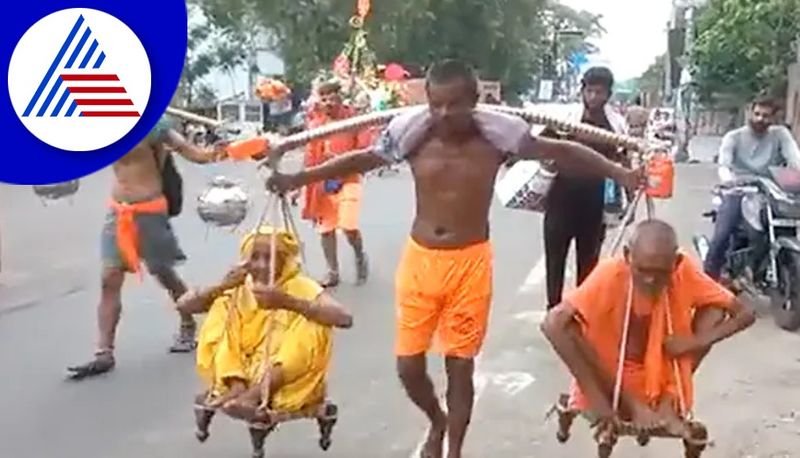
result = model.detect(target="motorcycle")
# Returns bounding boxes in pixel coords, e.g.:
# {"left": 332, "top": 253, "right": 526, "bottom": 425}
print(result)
{"left": 693, "top": 168, "right": 800, "bottom": 331}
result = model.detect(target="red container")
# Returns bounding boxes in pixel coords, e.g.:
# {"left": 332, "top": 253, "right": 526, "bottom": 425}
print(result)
{"left": 645, "top": 153, "right": 674, "bottom": 199}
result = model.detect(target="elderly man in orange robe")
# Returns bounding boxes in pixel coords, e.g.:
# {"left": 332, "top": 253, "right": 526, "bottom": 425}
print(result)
{"left": 542, "top": 219, "right": 754, "bottom": 439}
{"left": 302, "top": 80, "right": 371, "bottom": 287}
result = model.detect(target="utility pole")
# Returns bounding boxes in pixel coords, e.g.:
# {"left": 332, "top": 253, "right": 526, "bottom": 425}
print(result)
{"left": 550, "top": 26, "right": 584, "bottom": 101}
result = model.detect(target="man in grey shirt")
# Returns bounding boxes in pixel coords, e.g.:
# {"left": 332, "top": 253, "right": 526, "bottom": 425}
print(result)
{"left": 704, "top": 98, "right": 800, "bottom": 279}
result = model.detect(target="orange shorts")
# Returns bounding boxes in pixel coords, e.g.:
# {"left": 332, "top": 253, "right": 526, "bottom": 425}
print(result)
{"left": 316, "top": 180, "right": 362, "bottom": 234}
{"left": 395, "top": 238, "right": 493, "bottom": 358}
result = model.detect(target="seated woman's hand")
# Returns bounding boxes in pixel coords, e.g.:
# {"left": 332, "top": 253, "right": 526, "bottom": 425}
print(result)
{"left": 252, "top": 283, "right": 294, "bottom": 310}
{"left": 219, "top": 261, "right": 250, "bottom": 291}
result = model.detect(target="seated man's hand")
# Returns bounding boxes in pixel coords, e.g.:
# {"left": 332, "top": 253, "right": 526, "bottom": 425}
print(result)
{"left": 663, "top": 334, "right": 707, "bottom": 357}
{"left": 266, "top": 172, "right": 302, "bottom": 194}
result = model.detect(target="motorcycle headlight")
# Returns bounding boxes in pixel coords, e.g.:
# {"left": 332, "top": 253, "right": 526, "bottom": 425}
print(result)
{"left": 712, "top": 195, "right": 722, "bottom": 208}
{"left": 741, "top": 194, "right": 766, "bottom": 232}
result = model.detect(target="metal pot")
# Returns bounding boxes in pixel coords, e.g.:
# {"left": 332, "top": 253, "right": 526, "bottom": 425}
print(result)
{"left": 32, "top": 180, "right": 80, "bottom": 200}
{"left": 495, "top": 160, "right": 557, "bottom": 213}
{"left": 197, "top": 176, "right": 249, "bottom": 227}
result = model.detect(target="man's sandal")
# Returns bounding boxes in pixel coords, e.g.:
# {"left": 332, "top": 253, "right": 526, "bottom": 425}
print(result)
{"left": 66, "top": 349, "right": 115, "bottom": 380}
{"left": 169, "top": 322, "right": 197, "bottom": 353}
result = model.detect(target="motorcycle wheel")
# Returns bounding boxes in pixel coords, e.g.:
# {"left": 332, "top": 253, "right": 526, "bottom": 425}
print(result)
{"left": 771, "top": 250, "right": 800, "bottom": 332}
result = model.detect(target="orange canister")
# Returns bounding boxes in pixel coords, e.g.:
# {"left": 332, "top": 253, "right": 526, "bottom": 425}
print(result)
{"left": 645, "top": 152, "right": 674, "bottom": 199}
{"left": 225, "top": 137, "right": 269, "bottom": 161}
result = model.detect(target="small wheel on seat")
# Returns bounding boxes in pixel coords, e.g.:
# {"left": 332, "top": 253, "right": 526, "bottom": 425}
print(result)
{"left": 317, "top": 402, "right": 338, "bottom": 451}
{"left": 319, "top": 436, "right": 332, "bottom": 451}
{"left": 555, "top": 394, "right": 574, "bottom": 444}
{"left": 194, "top": 430, "right": 210, "bottom": 443}
{"left": 684, "top": 446, "right": 703, "bottom": 458}
{"left": 683, "top": 421, "right": 709, "bottom": 458}
{"left": 597, "top": 443, "right": 614, "bottom": 458}
{"left": 595, "top": 424, "right": 617, "bottom": 458}
{"left": 248, "top": 424, "right": 274, "bottom": 458}
{"left": 636, "top": 433, "right": 650, "bottom": 446}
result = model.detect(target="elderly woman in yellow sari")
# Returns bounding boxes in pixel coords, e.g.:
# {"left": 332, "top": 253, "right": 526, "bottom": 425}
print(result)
{"left": 176, "top": 225, "right": 352, "bottom": 457}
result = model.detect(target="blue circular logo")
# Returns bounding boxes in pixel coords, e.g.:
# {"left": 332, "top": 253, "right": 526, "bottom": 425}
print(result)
{"left": 2, "top": 0, "right": 187, "bottom": 185}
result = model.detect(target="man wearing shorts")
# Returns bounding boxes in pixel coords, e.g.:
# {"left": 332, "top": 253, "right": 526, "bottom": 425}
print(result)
{"left": 268, "top": 59, "right": 642, "bottom": 458}
{"left": 303, "top": 80, "right": 370, "bottom": 287}
{"left": 67, "top": 118, "right": 225, "bottom": 380}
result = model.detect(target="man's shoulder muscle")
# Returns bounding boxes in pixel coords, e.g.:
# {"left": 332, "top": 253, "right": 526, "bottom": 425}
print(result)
{"left": 118, "top": 141, "right": 156, "bottom": 163}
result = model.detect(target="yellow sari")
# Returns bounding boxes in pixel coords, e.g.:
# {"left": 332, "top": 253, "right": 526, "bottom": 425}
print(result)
{"left": 196, "top": 226, "right": 332, "bottom": 412}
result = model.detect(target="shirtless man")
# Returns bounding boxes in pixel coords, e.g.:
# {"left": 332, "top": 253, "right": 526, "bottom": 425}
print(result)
{"left": 67, "top": 117, "right": 225, "bottom": 380}
{"left": 267, "top": 59, "right": 641, "bottom": 458}
{"left": 541, "top": 220, "right": 754, "bottom": 437}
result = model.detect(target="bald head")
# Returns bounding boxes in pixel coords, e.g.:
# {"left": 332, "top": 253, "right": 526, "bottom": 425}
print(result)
{"left": 628, "top": 219, "right": 678, "bottom": 257}
{"left": 626, "top": 219, "right": 679, "bottom": 297}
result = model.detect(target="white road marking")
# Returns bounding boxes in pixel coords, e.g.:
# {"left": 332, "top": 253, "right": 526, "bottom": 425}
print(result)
{"left": 517, "top": 256, "right": 546, "bottom": 293}
{"left": 514, "top": 310, "right": 548, "bottom": 325}
{"left": 490, "top": 371, "right": 537, "bottom": 397}
{"left": 517, "top": 251, "right": 575, "bottom": 294}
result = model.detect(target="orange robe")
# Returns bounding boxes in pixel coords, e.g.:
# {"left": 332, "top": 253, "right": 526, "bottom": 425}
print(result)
{"left": 563, "top": 254, "right": 735, "bottom": 415}
{"left": 302, "top": 106, "right": 372, "bottom": 224}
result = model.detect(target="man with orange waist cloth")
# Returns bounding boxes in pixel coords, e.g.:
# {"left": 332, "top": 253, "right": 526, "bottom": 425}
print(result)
{"left": 269, "top": 60, "right": 644, "bottom": 458}
{"left": 67, "top": 117, "right": 226, "bottom": 380}
{"left": 542, "top": 220, "right": 754, "bottom": 438}
{"left": 303, "top": 79, "right": 370, "bottom": 287}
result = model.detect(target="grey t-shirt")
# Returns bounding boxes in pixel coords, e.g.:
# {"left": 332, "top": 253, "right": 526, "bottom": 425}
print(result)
{"left": 718, "top": 125, "right": 800, "bottom": 177}
{"left": 373, "top": 106, "right": 531, "bottom": 162}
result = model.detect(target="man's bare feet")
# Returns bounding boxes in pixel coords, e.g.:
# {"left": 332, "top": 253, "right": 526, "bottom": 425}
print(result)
{"left": 420, "top": 412, "right": 447, "bottom": 458}
{"left": 628, "top": 400, "right": 664, "bottom": 433}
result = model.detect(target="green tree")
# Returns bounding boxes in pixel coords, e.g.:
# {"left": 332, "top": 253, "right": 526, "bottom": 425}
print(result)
{"left": 175, "top": 3, "right": 218, "bottom": 107}
{"left": 690, "top": 0, "right": 800, "bottom": 104}
{"left": 196, "top": 0, "right": 603, "bottom": 98}
{"left": 638, "top": 54, "right": 665, "bottom": 94}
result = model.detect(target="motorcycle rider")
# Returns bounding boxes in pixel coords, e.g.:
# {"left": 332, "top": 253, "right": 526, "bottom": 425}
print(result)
{"left": 704, "top": 97, "right": 800, "bottom": 281}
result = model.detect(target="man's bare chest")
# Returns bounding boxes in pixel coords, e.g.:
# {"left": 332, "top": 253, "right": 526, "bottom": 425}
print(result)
{"left": 410, "top": 138, "right": 502, "bottom": 182}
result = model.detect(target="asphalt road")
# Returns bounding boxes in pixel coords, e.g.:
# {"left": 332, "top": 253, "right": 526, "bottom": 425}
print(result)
{"left": 1, "top": 139, "right": 800, "bottom": 458}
